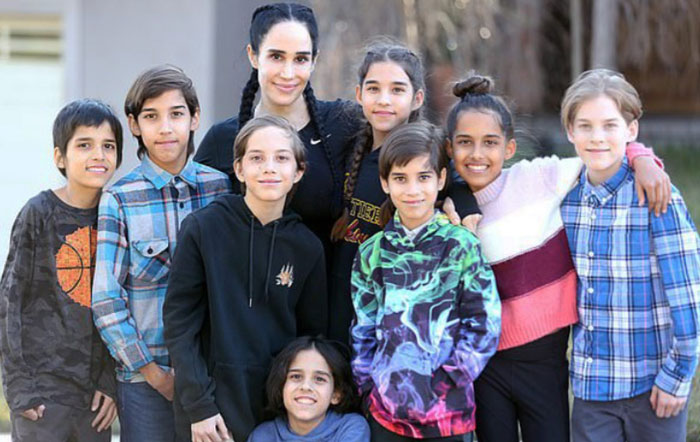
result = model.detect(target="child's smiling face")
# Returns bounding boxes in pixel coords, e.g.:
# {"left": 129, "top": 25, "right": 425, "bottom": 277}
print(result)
{"left": 356, "top": 61, "right": 424, "bottom": 147}
{"left": 567, "top": 94, "right": 638, "bottom": 185}
{"left": 128, "top": 89, "right": 199, "bottom": 175}
{"left": 55, "top": 122, "right": 118, "bottom": 194}
{"left": 448, "top": 110, "right": 516, "bottom": 192}
{"left": 380, "top": 154, "right": 446, "bottom": 230}
{"left": 283, "top": 348, "right": 340, "bottom": 436}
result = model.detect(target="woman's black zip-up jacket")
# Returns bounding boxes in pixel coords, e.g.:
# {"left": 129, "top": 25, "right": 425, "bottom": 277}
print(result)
{"left": 163, "top": 194, "right": 327, "bottom": 441}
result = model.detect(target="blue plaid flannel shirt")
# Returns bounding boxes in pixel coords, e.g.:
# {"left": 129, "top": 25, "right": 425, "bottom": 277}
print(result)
{"left": 561, "top": 158, "right": 700, "bottom": 401}
{"left": 92, "top": 156, "right": 230, "bottom": 382}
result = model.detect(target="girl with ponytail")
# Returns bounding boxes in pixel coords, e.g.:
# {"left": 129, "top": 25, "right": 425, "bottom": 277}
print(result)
{"left": 195, "top": 2, "right": 360, "bottom": 263}
{"left": 444, "top": 72, "right": 669, "bottom": 442}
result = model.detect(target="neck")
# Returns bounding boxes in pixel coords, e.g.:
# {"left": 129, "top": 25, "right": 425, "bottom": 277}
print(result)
{"left": 371, "top": 128, "right": 386, "bottom": 150}
{"left": 586, "top": 160, "right": 623, "bottom": 186}
{"left": 399, "top": 211, "right": 433, "bottom": 231}
{"left": 256, "top": 97, "right": 310, "bottom": 131}
{"left": 288, "top": 414, "right": 325, "bottom": 436}
{"left": 53, "top": 184, "right": 101, "bottom": 209}
{"left": 149, "top": 154, "right": 187, "bottom": 176}
{"left": 243, "top": 193, "right": 285, "bottom": 226}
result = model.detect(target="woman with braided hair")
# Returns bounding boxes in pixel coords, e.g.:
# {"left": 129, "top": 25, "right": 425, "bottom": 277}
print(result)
{"left": 195, "top": 3, "right": 360, "bottom": 265}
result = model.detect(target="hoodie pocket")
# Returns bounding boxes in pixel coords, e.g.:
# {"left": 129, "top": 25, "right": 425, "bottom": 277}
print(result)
{"left": 130, "top": 238, "right": 170, "bottom": 282}
{"left": 212, "top": 363, "right": 268, "bottom": 438}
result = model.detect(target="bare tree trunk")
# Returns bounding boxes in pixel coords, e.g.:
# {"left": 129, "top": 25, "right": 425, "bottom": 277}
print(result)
{"left": 591, "top": 0, "right": 618, "bottom": 69}
{"left": 570, "top": 0, "right": 583, "bottom": 79}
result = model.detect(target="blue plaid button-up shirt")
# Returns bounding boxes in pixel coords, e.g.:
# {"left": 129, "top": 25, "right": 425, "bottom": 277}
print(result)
{"left": 561, "top": 158, "right": 700, "bottom": 401}
{"left": 92, "top": 156, "right": 230, "bottom": 382}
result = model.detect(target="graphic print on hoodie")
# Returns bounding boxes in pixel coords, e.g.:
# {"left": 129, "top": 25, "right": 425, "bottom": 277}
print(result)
{"left": 164, "top": 194, "right": 328, "bottom": 441}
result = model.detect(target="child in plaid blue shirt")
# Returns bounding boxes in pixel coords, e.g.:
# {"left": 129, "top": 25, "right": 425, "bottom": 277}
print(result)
{"left": 92, "top": 65, "right": 230, "bottom": 441}
{"left": 560, "top": 69, "right": 700, "bottom": 442}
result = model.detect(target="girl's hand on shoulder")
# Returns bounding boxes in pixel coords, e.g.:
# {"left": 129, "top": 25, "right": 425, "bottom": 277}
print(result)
{"left": 192, "top": 414, "right": 232, "bottom": 442}
{"left": 443, "top": 197, "right": 482, "bottom": 233}
{"left": 634, "top": 156, "right": 671, "bottom": 216}
{"left": 461, "top": 214, "right": 483, "bottom": 234}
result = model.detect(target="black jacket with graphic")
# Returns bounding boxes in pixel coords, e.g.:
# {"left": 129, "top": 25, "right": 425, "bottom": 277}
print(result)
{"left": 0, "top": 190, "right": 116, "bottom": 412}
{"left": 163, "top": 194, "right": 327, "bottom": 441}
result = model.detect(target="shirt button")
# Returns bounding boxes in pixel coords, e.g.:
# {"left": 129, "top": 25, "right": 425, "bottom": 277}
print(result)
{"left": 587, "top": 287, "right": 594, "bottom": 294}
{"left": 179, "top": 202, "right": 185, "bottom": 209}
{"left": 587, "top": 357, "right": 594, "bottom": 363}
{"left": 588, "top": 325, "right": 594, "bottom": 331}
{"left": 588, "top": 251, "right": 595, "bottom": 258}
{"left": 591, "top": 213, "right": 597, "bottom": 220}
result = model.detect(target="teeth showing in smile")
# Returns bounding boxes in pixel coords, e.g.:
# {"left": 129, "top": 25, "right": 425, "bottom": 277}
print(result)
{"left": 295, "top": 397, "right": 316, "bottom": 404}
{"left": 87, "top": 166, "right": 107, "bottom": 172}
{"left": 467, "top": 164, "right": 488, "bottom": 171}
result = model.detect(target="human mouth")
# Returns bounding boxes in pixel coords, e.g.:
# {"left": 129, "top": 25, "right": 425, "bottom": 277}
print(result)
{"left": 86, "top": 165, "right": 109, "bottom": 173}
{"left": 275, "top": 83, "right": 298, "bottom": 93}
{"left": 294, "top": 396, "right": 316, "bottom": 405}
{"left": 373, "top": 110, "right": 394, "bottom": 117}
{"left": 156, "top": 140, "right": 178, "bottom": 147}
{"left": 466, "top": 164, "right": 488, "bottom": 173}
{"left": 403, "top": 199, "right": 424, "bottom": 206}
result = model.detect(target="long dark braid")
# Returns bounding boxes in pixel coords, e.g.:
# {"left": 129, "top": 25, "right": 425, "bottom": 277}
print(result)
{"left": 237, "top": 69, "right": 260, "bottom": 127}
{"left": 330, "top": 39, "right": 426, "bottom": 242}
{"left": 330, "top": 123, "right": 373, "bottom": 241}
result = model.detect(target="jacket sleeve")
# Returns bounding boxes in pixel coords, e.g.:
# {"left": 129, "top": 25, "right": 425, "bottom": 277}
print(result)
{"left": 349, "top": 244, "right": 379, "bottom": 395}
{"left": 650, "top": 189, "right": 700, "bottom": 397}
{"left": 295, "top": 246, "right": 328, "bottom": 336}
{"left": 162, "top": 214, "right": 219, "bottom": 423}
{"left": 0, "top": 204, "right": 42, "bottom": 412}
{"left": 442, "top": 235, "right": 501, "bottom": 387}
{"left": 92, "top": 191, "right": 154, "bottom": 372}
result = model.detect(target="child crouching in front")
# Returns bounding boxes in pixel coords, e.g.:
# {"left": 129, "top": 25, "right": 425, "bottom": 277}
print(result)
{"left": 248, "top": 336, "right": 370, "bottom": 441}
{"left": 351, "top": 122, "right": 500, "bottom": 441}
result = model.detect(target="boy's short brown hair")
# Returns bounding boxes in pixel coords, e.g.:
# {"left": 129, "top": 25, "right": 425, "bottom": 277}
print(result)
{"left": 561, "top": 69, "right": 643, "bottom": 129}
{"left": 124, "top": 64, "right": 199, "bottom": 159}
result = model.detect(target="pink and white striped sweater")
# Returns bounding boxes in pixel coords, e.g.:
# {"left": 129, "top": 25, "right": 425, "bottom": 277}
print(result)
{"left": 473, "top": 144, "right": 654, "bottom": 350}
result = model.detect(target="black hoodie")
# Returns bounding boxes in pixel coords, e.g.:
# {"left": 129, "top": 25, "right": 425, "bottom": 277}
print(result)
{"left": 163, "top": 194, "right": 327, "bottom": 441}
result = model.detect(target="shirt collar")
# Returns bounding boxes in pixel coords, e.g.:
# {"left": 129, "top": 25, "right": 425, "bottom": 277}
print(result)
{"left": 581, "top": 156, "right": 631, "bottom": 207}
{"left": 385, "top": 210, "right": 447, "bottom": 249}
{"left": 141, "top": 155, "right": 197, "bottom": 190}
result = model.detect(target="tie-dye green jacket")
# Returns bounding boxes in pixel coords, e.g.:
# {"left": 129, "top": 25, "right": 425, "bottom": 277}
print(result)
{"left": 350, "top": 212, "right": 500, "bottom": 438}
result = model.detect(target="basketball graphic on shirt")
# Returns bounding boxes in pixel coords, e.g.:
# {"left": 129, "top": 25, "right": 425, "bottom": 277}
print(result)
{"left": 55, "top": 226, "right": 97, "bottom": 308}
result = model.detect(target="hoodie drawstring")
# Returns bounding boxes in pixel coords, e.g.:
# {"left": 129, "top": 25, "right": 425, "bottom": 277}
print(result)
{"left": 264, "top": 221, "right": 279, "bottom": 303}
{"left": 248, "top": 215, "right": 254, "bottom": 308}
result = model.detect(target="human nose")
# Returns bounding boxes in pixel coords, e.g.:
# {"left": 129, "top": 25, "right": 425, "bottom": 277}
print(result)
{"left": 281, "top": 60, "right": 294, "bottom": 79}
{"left": 92, "top": 146, "right": 106, "bottom": 160}
{"left": 159, "top": 116, "right": 173, "bottom": 133}
{"left": 261, "top": 156, "right": 277, "bottom": 172}
{"left": 377, "top": 88, "right": 391, "bottom": 105}
{"left": 591, "top": 125, "right": 605, "bottom": 142}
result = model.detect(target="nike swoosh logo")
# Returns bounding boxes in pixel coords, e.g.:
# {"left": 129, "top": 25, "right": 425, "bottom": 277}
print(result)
{"left": 310, "top": 134, "right": 331, "bottom": 145}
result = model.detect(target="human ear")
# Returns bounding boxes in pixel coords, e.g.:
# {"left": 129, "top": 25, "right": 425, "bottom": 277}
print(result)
{"left": 53, "top": 146, "right": 65, "bottom": 170}
{"left": 626, "top": 119, "right": 639, "bottom": 142}
{"left": 233, "top": 159, "right": 245, "bottom": 183}
{"left": 411, "top": 89, "right": 425, "bottom": 111}
{"left": 355, "top": 85, "right": 363, "bottom": 105}
{"left": 331, "top": 390, "right": 341, "bottom": 406}
{"left": 293, "top": 164, "right": 304, "bottom": 183}
{"left": 566, "top": 125, "right": 575, "bottom": 144}
{"left": 504, "top": 138, "right": 517, "bottom": 160}
{"left": 127, "top": 114, "right": 141, "bottom": 137}
{"left": 190, "top": 108, "right": 201, "bottom": 131}
{"left": 246, "top": 44, "right": 259, "bottom": 70}
{"left": 380, "top": 177, "right": 390, "bottom": 194}
{"left": 438, "top": 168, "right": 447, "bottom": 191}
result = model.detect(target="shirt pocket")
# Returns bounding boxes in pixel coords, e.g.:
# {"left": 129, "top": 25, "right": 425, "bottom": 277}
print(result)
{"left": 130, "top": 238, "right": 171, "bottom": 283}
